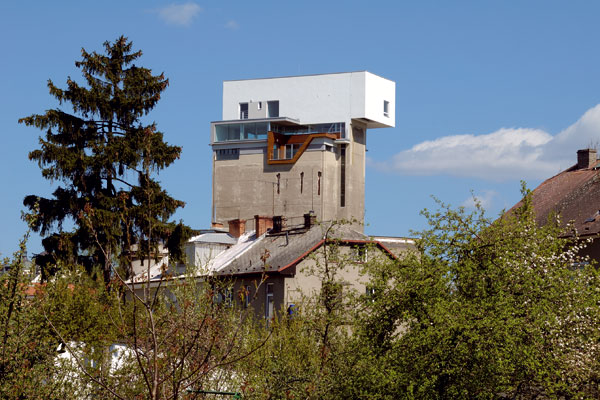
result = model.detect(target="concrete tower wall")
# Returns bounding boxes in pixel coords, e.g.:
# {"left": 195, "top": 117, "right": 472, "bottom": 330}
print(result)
{"left": 210, "top": 72, "right": 395, "bottom": 232}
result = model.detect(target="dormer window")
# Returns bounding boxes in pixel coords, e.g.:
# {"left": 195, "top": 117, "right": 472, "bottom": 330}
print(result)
{"left": 383, "top": 100, "right": 390, "bottom": 117}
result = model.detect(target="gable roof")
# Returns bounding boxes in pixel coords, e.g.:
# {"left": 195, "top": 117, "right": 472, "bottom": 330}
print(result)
{"left": 213, "top": 223, "right": 370, "bottom": 275}
{"left": 128, "top": 222, "right": 406, "bottom": 285}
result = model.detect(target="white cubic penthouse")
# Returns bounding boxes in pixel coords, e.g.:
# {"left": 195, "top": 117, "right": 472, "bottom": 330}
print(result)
{"left": 210, "top": 71, "right": 395, "bottom": 231}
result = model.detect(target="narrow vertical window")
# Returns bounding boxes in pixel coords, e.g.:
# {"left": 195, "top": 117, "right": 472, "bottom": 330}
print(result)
{"left": 244, "top": 285, "right": 251, "bottom": 308}
{"left": 240, "top": 103, "right": 249, "bottom": 119}
{"left": 267, "top": 101, "right": 279, "bottom": 118}
{"left": 383, "top": 100, "right": 390, "bottom": 117}
{"left": 265, "top": 283, "right": 274, "bottom": 319}
{"left": 317, "top": 171, "right": 321, "bottom": 196}
{"left": 300, "top": 172, "right": 304, "bottom": 194}
{"left": 340, "top": 145, "right": 346, "bottom": 207}
{"left": 257, "top": 101, "right": 262, "bottom": 110}
{"left": 276, "top": 173, "right": 281, "bottom": 195}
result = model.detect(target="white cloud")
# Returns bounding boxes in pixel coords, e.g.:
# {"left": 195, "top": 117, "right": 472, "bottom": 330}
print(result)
{"left": 461, "top": 190, "right": 497, "bottom": 209}
{"left": 373, "top": 104, "right": 600, "bottom": 181}
{"left": 225, "top": 20, "right": 239, "bottom": 30}
{"left": 155, "top": 3, "right": 202, "bottom": 26}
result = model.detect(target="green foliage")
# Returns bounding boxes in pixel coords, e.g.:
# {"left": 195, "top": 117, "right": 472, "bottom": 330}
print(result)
{"left": 236, "top": 225, "right": 362, "bottom": 399}
{"left": 0, "top": 237, "right": 76, "bottom": 399}
{"left": 20, "top": 36, "right": 190, "bottom": 284}
{"left": 41, "top": 270, "right": 262, "bottom": 399}
{"left": 352, "top": 188, "right": 600, "bottom": 399}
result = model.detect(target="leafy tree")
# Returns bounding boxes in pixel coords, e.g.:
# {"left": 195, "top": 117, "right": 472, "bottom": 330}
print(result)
{"left": 20, "top": 36, "right": 189, "bottom": 284}
{"left": 236, "top": 223, "right": 362, "bottom": 399}
{"left": 0, "top": 227, "right": 76, "bottom": 399}
{"left": 44, "top": 268, "right": 265, "bottom": 399}
{"left": 351, "top": 188, "right": 600, "bottom": 399}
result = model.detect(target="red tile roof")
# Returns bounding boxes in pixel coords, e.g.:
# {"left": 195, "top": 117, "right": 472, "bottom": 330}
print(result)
{"left": 511, "top": 163, "right": 600, "bottom": 236}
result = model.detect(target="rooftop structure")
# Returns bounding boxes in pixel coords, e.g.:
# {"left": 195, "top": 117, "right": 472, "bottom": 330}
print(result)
{"left": 129, "top": 214, "right": 413, "bottom": 319}
{"left": 210, "top": 71, "right": 395, "bottom": 232}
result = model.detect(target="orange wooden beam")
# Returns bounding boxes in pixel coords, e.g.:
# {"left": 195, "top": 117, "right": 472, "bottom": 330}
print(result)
{"left": 266, "top": 131, "right": 340, "bottom": 165}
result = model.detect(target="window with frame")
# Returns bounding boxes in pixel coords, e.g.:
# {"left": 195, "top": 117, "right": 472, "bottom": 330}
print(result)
{"left": 265, "top": 283, "right": 274, "bottom": 319}
{"left": 352, "top": 246, "right": 367, "bottom": 263}
{"left": 383, "top": 100, "right": 390, "bottom": 117}
{"left": 285, "top": 143, "right": 300, "bottom": 159}
{"left": 244, "top": 285, "right": 251, "bottom": 308}
{"left": 365, "top": 285, "right": 376, "bottom": 302}
{"left": 213, "top": 287, "right": 233, "bottom": 306}
{"left": 215, "top": 148, "right": 239, "bottom": 160}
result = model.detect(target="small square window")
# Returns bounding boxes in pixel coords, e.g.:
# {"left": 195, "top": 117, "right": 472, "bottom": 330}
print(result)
{"left": 383, "top": 100, "right": 390, "bottom": 117}
{"left": 352, "top": 246, "right": 367, "bottom": 263}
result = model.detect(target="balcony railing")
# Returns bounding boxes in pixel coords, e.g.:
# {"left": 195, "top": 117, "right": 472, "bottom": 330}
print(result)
{"left": 213, "top": 121, "right": 345, "bottom": 143}
{"left": 214, "top": 121, "right": 270, "bottom": 142}
{"left": 271, "top": 122, "right": 345, "bottom": 136}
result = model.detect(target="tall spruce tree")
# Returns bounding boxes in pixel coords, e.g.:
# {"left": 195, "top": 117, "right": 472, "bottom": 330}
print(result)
{"left": 20, "top": 36, "right": 190, "bottom": 284}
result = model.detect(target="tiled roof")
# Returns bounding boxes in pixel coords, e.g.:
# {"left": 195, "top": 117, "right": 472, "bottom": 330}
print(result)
{"left": 510, "top": 163, "right": 600, "bottom": 236}
{"left": 129, "top": 222, "right": 400, "bottom": 283}
{"left": 215, "top": 223, "right": 368, "bottom": 275}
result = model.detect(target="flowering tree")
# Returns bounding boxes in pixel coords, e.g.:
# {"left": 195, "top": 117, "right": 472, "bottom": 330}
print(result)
{"left": 351, "top": 186, "right": 600, "bottom": 398}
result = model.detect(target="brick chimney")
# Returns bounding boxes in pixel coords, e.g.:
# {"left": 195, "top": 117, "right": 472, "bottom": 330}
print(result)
{"left": 577, "top": 149, "right": 597, "bottom": 169}
{"left": 254, "top": 215, "right": 273, "bottom": 237}
{"left": 211, "top": 222, "right": 224, "bottom": 229}
{"left": 228, "top": 219, "right": 246, "bottom": 238}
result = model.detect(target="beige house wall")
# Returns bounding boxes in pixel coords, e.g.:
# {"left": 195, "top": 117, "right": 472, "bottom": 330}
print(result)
{"left": 283, "top": 244, "right": 390, "bottom": 308}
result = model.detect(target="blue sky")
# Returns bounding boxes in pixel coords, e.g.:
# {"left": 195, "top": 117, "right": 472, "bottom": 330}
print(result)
{"left": 2, "top": 1, "right": 600, "bottom": 258}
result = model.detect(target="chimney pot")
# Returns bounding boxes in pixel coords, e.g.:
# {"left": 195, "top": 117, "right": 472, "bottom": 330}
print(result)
{"left": 304, "top": 212, "right": 316, "bottom": 229}
{"left": 577, "top": 149, "right": 597, "bottom": 169}
{"left": 254, "top": 215, "right": 273, "bottom": 237}
{"left": 228, "top": 219, "right": 246, "bottom": 238}
{"left": 272, "top": 216, "right": 284, "bottom": 233}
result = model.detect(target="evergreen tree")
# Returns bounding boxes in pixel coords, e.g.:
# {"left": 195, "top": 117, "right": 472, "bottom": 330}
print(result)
{"left": 20, "top": 36, "right": 190, "bottom": 284}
